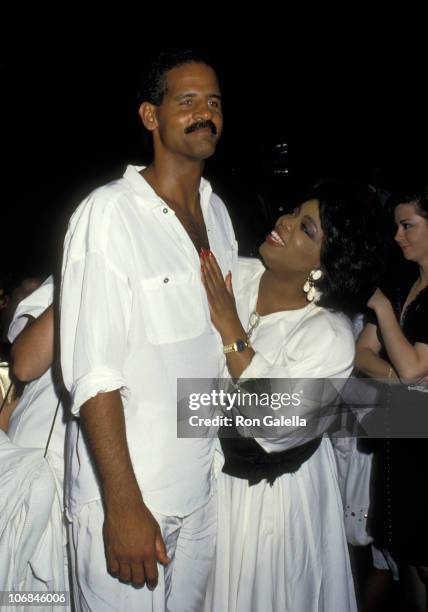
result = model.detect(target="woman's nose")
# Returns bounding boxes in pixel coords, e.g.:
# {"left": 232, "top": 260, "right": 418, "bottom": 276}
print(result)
{"left": 277, "top": 216, "right": 292, "bottom": 232}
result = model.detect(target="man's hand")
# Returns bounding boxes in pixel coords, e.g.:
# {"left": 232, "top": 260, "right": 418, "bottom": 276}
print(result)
{"left": 80, "top": 391, "right": 170, "bottom": 590}
{"left": 104, "top": 499, "right": 170, "bottom": 589}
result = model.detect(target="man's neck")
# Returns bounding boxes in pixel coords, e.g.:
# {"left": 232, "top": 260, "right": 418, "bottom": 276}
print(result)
{"left": 141, "top": 157, "right": 205, "bottom": 214}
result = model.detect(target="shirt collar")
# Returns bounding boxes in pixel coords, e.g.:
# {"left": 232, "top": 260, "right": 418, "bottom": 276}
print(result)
{"left": 123, "top": 164, "right": 213, "bottom": 211}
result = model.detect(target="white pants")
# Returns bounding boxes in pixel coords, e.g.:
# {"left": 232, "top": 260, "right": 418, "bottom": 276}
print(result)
{"left": 68, "top": 495, "right": 216, "bottom": 612}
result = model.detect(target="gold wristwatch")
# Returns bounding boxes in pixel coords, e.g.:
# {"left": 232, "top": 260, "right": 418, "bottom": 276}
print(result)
{"left": 223, "top": 338, "right": 251, "bottom": 354}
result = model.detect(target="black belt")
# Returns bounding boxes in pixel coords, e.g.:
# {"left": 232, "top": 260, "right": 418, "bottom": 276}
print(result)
{"left": 219, "top": 423, "right": 322, "bottom": 486}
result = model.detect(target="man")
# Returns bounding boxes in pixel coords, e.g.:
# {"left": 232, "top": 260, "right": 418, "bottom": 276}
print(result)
{"left": 60, "top": 50, "right": 238, "bottom": 611}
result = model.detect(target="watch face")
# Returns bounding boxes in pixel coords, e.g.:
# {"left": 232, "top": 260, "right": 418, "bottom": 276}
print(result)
{"left": 236, "top": 339, "right": 246, "bottom": 352}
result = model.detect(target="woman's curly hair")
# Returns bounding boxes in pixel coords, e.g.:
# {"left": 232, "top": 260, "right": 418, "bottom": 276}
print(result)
{"left": 307, "top": 181, "right": 386, "bottom": 318}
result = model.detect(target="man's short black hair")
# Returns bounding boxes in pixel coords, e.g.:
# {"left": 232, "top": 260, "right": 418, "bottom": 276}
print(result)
{"left": 137, "top": 49, "right": 216, "bottom": 107}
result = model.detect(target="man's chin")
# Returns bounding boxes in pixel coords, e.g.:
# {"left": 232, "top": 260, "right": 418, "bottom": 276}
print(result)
{"left": 188, "top": 141, "right": 218, "bottom": 161}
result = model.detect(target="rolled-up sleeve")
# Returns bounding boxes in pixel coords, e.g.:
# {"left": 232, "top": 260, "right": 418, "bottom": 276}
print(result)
{"left": 60, "top": 196, "right": 132, "bottom": 416}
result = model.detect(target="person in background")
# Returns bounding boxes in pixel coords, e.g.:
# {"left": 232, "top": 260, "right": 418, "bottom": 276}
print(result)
{"left": 0, "top": 273, "right": 44, "bottom": 430}
{"left": 8, "top": 276, "right": 67, "bottom": 489}
{"left": 1, "top": 276, "right": 70, "bottom": 601}
{"left": 356, "top": 182, "right": 428, "bottom": 612}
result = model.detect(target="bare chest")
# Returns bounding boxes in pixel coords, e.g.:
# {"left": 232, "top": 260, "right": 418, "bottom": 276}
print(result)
{"left": 173, "top": 208, "right": 210, "bottom": 253}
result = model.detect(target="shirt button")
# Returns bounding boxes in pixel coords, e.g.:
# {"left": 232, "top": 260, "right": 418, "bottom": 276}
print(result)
{"left": 163, "top": 207, "right": 168, "bottom": 214}
{"left": 163, "top": 277, "right": 169, "bottom": 284}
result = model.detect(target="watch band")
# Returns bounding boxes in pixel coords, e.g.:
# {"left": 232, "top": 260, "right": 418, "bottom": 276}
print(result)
{"left": 223, "top": 338, "right": 252, "bottom": 354}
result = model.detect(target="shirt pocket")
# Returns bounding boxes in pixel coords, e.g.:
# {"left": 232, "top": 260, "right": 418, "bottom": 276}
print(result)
{"left": 140, "top": 271, "right": 206, "bottom": 345}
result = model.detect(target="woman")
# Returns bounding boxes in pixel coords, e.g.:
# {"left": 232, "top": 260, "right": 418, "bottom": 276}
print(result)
{"left": 201, "top": 181, "right": 381, "bottom": 612}
{"left": 355, "top": 184, "right": 428, "bottom": 611}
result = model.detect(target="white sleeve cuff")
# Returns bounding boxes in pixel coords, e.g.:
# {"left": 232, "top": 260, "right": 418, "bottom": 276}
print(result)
{"left": 70, "top": 368, "right": 130, "bottom": 416}
{"left": 8, "top": 316, "right": 32, "bottom": 343}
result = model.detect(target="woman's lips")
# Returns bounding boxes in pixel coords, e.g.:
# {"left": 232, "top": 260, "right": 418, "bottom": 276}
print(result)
{"left": 265, "top": 229, "right": 286, "bottom": 247}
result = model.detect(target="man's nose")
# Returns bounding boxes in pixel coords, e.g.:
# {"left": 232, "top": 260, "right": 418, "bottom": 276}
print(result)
{"left": 193, "top": 102, "right": 213, "bottom": 120}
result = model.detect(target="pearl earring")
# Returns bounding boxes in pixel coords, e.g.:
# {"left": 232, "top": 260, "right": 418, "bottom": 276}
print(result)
{"left": 303, "top": 269, "right": 322, "bottom": 302}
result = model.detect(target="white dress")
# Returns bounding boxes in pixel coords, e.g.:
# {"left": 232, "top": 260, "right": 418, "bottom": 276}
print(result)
{"left": 205, "top": 258, "right": 358, "bottom": 612}
{"left": 0, "top": 431, "right": 67, "bottom": 611}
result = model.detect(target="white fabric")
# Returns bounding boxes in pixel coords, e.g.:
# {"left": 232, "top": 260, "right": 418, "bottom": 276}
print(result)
{"left": 8, "top": 277, "right": 54, "bottom": 343}
{"left": 7, "top": 276, "right": 66, "bottom": 480}
{"left": 233, "top": 258, "right": 355, "bottom": 452}
{"left": 5, "top": 277, "right": 70, "bottom": 607}
{"left": 60, "top": 165, "right": 237, "bottom": 518}
{"left": 334, "top": 437, "right": 374, "bottom": 546}
{"left": 60, "top": 165, "right": 236, "bottom": 610}
{"left": 332, "top": 314, "right": 378, "bottom": 548}
{"left": 69, "top": 495, "right": 216, "bottom": 612}
{"left": 0, "top": 430, "right": 67, "bottom": 610}
{"left": 205, "top": 257, "right": 357, "bottom": 612}
{"left": 372, "top": 545, "right": 399, "bottom": 580}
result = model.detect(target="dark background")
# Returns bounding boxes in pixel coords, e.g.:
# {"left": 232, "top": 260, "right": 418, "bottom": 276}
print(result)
{"left": 2, "top": 6, "right": 427, "bottom": 282}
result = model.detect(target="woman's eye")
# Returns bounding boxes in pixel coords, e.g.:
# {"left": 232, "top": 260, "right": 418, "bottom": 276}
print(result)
{"left": 301, "top": 222, "right": 314, "bottom": 239}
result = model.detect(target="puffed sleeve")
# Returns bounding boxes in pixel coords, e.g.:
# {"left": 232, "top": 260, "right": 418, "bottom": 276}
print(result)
{"left": 60, "top": 191, "right": 132, "bottom": 416}
{"left": 8, "top": 276, "right": 54, "bottom": 343}
{"left": 231, "top": 309, "right": 355, "bottom": 452}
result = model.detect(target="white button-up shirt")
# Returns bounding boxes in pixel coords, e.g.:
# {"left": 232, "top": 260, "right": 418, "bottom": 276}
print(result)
{"left": 60, "top": 165, "right": 238, "bottom": 516}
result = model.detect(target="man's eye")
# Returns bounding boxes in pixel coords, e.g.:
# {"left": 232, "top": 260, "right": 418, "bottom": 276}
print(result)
{"left": 180, "top": 99, "right": 192, "bottom": 106}
{"left": 209, "top": 99, "right": 220, "bottom": 108}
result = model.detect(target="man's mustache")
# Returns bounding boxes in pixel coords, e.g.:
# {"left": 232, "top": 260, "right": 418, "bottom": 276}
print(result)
{"left": 184, "top": 120, "right": 217, "bottom": 135}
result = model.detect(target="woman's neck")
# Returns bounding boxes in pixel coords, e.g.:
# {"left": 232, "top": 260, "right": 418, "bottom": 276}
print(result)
{"left": 418, "top": 261, "right": 428, "bottom": 287}
{"left": 256, "top": 269, "right": 309, "bottom": 316}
